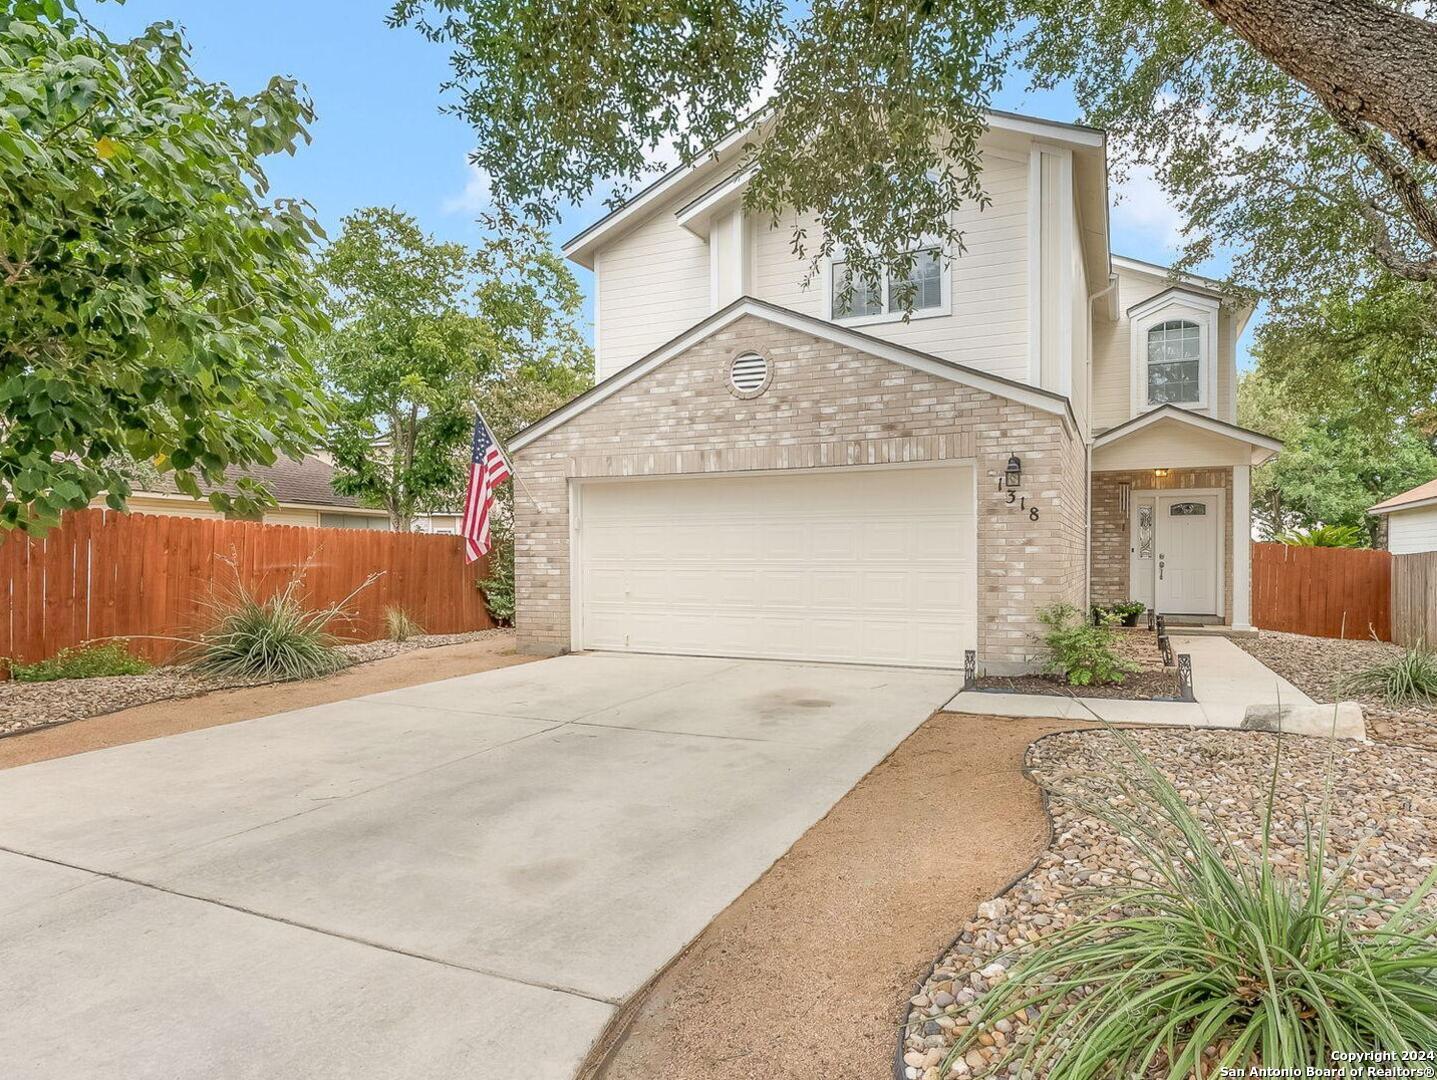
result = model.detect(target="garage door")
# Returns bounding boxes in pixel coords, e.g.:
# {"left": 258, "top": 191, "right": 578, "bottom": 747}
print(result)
{"left": 575, "top": 466, "right": 976, "bottom": 668}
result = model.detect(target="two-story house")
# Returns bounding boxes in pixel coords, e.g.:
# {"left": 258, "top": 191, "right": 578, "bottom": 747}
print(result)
{"left": 508, "top": 110, "right": 1280, "bottom": 672}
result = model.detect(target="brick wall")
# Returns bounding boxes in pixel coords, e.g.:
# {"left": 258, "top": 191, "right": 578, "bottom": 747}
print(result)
{"left": 1091, "top": 467, "right": 1234, "bottom": 622}
{"left": 513, "top": 315, "right": 1088, "bottom": 668}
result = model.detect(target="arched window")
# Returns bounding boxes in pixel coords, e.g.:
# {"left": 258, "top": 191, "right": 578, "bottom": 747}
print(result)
{"left": 1146, "top": 319, "right": 1201, "bottom": 404}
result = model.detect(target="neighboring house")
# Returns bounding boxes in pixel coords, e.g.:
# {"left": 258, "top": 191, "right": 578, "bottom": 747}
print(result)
{"left": 508, "top": 111, "right": 1281, "bottom": 672}
{"left": 1370, "top": 479, "right": 1437, "bottom": 554}
{"left": 98, "top": 454, "right": 463, "bottom": 534}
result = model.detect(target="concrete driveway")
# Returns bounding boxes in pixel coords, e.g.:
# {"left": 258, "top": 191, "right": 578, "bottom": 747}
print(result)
{"left": 0, "top": 652, "right": 961, "bottom": 1079}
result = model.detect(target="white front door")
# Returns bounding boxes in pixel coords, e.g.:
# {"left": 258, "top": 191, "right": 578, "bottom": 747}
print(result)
{"left": 1156, "top": 495, "right": 1218, "bottom": 614}
{"left": 574, "top": 465, "right": 977, "bottom": 668}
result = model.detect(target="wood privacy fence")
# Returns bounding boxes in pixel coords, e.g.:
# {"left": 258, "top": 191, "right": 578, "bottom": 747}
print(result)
{"left": 1, "top": 509, "right": 494, "bottom": 669}
{"left": 1392, "top": 550, "right": 1437, "bottom": 648}
{"left": 1250, "top": 542, "right": 1392, "bottom": 641}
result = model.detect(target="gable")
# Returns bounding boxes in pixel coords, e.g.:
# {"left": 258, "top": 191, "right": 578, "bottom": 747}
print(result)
{"left": 511, "top": 298, "right": 1075, "bottom": 453}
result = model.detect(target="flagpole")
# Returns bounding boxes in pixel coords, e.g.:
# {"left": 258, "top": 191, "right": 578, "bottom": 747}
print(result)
{"left": 479, "top": 407, "right": 544, "bottom": 513}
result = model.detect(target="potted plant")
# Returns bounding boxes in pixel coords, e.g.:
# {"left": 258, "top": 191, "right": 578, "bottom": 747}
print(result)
{"left": 1110, "top": 600, "right": 1146, "bottom": 627}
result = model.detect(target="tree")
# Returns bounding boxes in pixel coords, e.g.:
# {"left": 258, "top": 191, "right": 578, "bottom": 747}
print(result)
{"left": 1238, "top": 367, "right": 1437, "bottom": 543}
{"left": 0, "top": 2, "right": 329, "bottom": 533}
{"left": 389, "top": 0, "right": 1437, "bottom": 312}
{"left": 318, "top": 208, "right": 589, "bottom": 530}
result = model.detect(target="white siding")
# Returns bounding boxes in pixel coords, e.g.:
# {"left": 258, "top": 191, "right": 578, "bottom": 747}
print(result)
{"left": 1389, "top": 505, "right": 1437, "bottom": 554}
{"left": 748, "top": 153, "right": 1032, "bottom": 382}
{"left": 594, "top": 206, "right": 712, "bottom": 380}
{"left": 1091, "top": 267, "right": 1240, "bottom": 431}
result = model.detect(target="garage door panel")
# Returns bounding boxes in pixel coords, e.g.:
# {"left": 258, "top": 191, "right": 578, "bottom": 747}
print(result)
{"left": 577, "top": 468, "right": 975, "bottom": 668}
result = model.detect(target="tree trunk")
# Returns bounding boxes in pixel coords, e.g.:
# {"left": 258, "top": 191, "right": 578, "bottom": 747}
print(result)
{"left": 1194, "top": 0, "right": 1437, "bottom": 162}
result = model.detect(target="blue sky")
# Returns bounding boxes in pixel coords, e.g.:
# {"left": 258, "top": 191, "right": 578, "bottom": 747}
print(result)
{"left": 90, "top": 1, "right": 1254, "bottom": 366}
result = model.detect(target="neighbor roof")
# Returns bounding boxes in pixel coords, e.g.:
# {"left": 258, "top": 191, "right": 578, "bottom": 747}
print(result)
{"left": 1369, "top": 477, "right": 1437, "bottom": 515}
{"left": 145, "top": 454, "right": 369, "bottom": 511}
{"left": 509, "top": 295, "right": 1078, "bottom": 452}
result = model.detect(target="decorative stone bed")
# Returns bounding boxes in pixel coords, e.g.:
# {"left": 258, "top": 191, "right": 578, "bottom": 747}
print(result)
{"left": 0, "top": 629, "right": 511, "bottom": 737}
{"left": 898, "top": 727, "right": 1437, "bottom": 1079}
{"left": 1234, "top": 630, "right": 1437, "bottom": 752}
{"left": 970, "top": 627, "right": 1182, "bottom": 701}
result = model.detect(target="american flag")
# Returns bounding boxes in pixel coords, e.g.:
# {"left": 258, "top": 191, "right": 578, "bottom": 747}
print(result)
{"left": 461, "top": 412, "right": 511, "bottom": 563}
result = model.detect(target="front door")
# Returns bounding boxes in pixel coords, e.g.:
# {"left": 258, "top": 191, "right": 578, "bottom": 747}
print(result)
{"left": 1156, "top": 495, "right": 1218, "bottom": 614}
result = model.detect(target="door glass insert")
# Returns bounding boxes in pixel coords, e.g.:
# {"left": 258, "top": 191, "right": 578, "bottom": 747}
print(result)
{"left": 1137, "top": 505, "right": 1153, "bottom": 557}
{"left": 1169, "top": 501, "right": 1207, "bottom": 516}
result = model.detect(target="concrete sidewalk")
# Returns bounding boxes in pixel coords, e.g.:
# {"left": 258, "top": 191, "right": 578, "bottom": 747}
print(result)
{"left": 0, "top": 652, "right": 962, "bottom": 1080}
{"left": 945, "top": 634, "right": 1317, "bottom": 729}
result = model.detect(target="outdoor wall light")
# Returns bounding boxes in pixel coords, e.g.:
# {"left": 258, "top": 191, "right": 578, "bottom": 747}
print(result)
{"left": 1153, "top": 468, "right": 1170, "bottom": 478}
{"left": 1005, "top": 453, "right": 1022, "bottom": 489}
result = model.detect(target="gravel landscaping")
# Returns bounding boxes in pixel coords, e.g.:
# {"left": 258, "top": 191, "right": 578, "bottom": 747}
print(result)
{"left": 0, "top": 629, "right": 510, "bottom": 737}
{"left": 1234, "top": 630, "right": 1437, "bottom": 751}
{"left": 899, "top": 727, "right": 1437, "bottom": 1079}
{"left": 971, "top": 627, "right": 1181, "bottom": 700}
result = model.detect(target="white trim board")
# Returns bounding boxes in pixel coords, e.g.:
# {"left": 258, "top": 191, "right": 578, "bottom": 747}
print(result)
{"left": 510, "top": 296, "right": 1078, "bottom": 452}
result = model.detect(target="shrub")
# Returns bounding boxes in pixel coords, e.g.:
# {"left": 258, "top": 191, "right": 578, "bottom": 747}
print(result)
{"left": 943, "top": 728, "right": 1437, "bottom": 1077}
{"left": 1038, "top": 603, "right": 1137, "bottom": 686}
{"left": 384, "top": 605, "right": 423, "bottom": 642}
{"left": 190, "top": 572, "right": 365, "bottom": 682}
{"left": 10, "top": 642, "right": 151, "bottom": 682}
{"left": 1340, "top": 643, "right": 1437, "bottom": 706}
{"left": 478, "top": 511, "right": 515, "bottom": 625}
{"left": 1277, "top": 524, "right": 1366, "bottom": 548}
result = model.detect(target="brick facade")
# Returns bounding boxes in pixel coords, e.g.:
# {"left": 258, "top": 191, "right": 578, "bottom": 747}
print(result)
{"left": 1091, "top": 467, "right": 1235, "bottom": 623}
{"left": 513, "top": 315, "right": 1088, "bottom": 670}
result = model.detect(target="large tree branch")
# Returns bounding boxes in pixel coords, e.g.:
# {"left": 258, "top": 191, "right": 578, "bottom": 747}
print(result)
{"left": 1192, "top": 0, "right": 1437, "bottom": 162}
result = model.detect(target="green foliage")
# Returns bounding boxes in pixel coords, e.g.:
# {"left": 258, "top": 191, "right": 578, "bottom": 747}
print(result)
{"left": 384, "top": 605, "right": 423, "bottom": 643}
{"left": 943, "top": 729, "right": 1437, "bottom": 1076}
{"left": 10, "top": 641, "right": 150, "bottom": 682}
{"left": 1240, "top": 367, "right": 1437, "bottom": 543}
{"left": 0, "top": 3, "right": 330, "bottom": 533}
{"left": 1276, "top": 524, "right": 1366, "bottom": 548}
{"left": 477, "top": 499, "right": 515, "bottom": 625}
{"left": 190, "top": 572, "right": 362, "bottom": 682}
{"left": 317, "top": 209, "right": 590, "bottom": 528}
{"left": 1038, "top": 603, "right": 1136, "bottom": 687}
{"left": 1341, "top": 644, "right": 1437, "bottom": 706}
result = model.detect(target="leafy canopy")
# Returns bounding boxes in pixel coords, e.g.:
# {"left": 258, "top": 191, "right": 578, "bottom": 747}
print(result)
{"left": 391, "top": 0, "right": 1437, "bottom": 317}
{"left": 318, "top": 208, "right": 590, "bottom": 529}
{"left": 0, "top": 2, "right": 330, "bottom": 533}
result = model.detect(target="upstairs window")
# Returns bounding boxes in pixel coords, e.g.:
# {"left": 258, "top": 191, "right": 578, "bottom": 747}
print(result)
{"left": 831, "top": 247, "right": 946, "bottom": 322}
{"left": 1146, "top": 319, "right": 1201, "bottom": 404}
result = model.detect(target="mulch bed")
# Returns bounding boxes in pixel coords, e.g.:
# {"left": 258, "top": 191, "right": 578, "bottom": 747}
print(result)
{"left": 0, "top": 629, "right": 510, "bottom": 738}
{"left": 900, "top": 727, "right": 1437, "bottom": 1079}
{"left": 1232, "top": 630, "right": 1437, "bottom": 752}
{"left": 970, "top": 627, "right": 1181, "bottom": 700}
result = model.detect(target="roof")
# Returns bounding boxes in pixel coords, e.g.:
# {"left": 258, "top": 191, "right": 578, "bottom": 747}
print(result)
{"left": 561, "top": 108, "right": 1109, "bottom": 273}
{"left": 509, "top": 296, "right": 1078, "bottom": 452}
{"left": 144, "top": 454, "right": 372, "bottom": 511}
{"left": 1369, "top": 477, "right": 1437, "bottom": 515}
{"left": 1092, "top": 405, "right": 1282, "bottom": 465}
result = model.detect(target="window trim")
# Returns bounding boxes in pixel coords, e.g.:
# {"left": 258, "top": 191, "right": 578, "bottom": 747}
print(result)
{"left": 825, "top": 245, "right": 952, "bottom": 328}
{"left": 1128, "top": 290, "right": 1218, "bottom": 415}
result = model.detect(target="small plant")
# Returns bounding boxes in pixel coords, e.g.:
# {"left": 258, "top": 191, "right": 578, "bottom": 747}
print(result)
{"left": 10, "top": 641, "right": 151, "bottom": 682}
{"left": 1340, "top": 642, "right": 1437, "bottom": 706}
{"left": 1277, "top": 523, "right": 1365, "bottom": 548}
{"left": 942, "top": 727, "right": 1437, "bottom": 1076}
{"left": 478, "top": 507, "right": 516, "bottom": 625}
{"left": 189, "top": 566, "right": 373, "bottom": 681}
{"left": 1039, "top": 603, "right": 1137, "bottom": 686}
{"left": 384, "top": 605, "right": 423, "bottom": 642}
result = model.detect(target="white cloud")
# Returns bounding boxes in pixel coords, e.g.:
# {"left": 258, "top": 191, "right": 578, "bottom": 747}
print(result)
{"left": 1110, "top": 162, "right": 1187, "bottom": 253}
{"left": 443, "top": 158, "right": 492, "bottom": 215}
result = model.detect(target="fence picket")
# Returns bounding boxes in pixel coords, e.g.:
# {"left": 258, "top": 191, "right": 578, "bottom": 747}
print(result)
{"left": 1250, "top": 542, "right": 1392, "bottom": 641}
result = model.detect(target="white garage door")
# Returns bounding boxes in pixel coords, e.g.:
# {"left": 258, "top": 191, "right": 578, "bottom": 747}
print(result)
{"left": 575, "top": 466, "right": 976, "bottom": 668}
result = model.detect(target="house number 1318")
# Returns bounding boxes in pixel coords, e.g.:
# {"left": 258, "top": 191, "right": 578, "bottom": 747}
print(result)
{"left": 997, "top": 480, "right": 1040, "bottom": 521}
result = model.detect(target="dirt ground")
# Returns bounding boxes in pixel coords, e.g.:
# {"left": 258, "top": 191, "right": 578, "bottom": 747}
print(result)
{"left": 0, "top": 632, "right": 534, "bottom": 770}
{"left": 584, "top": 712, "right": 1089, "bottom": 1080}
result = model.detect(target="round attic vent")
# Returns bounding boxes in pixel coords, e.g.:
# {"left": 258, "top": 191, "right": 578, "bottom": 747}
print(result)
{"left": 729, "top": 352, "right": 770, "bottom": 396}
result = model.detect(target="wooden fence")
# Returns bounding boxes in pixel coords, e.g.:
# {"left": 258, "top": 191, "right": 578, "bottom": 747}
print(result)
{"left": 0, "top": 509, "right": 495, "bottom": 670}
{"left": 1250, "top": 542, "right": 1392, "bottom": 641}
{"left": 1392, "top": 550, "right": 1437, "bottom": 648}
